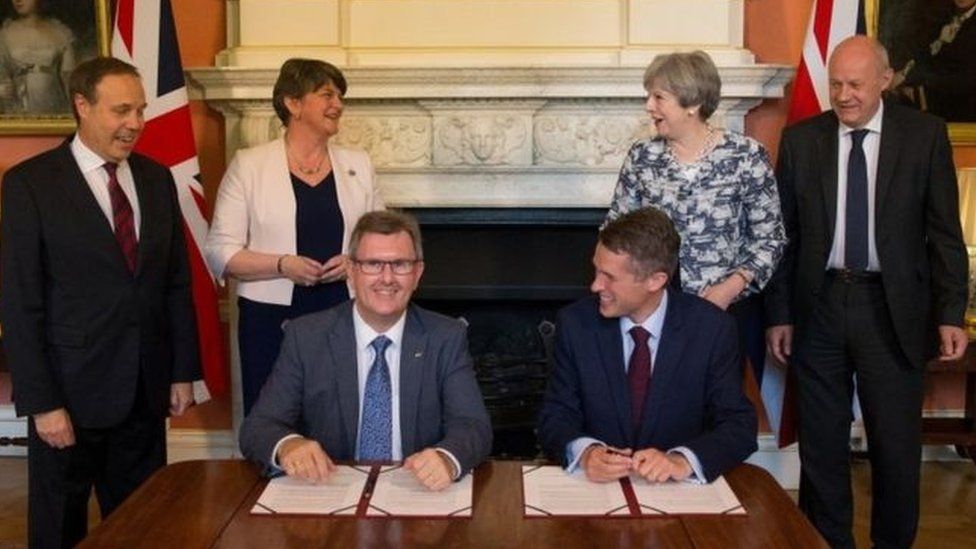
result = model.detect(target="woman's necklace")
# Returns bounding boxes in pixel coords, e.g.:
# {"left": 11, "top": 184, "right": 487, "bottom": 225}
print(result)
{"left": 285, "top": 138, "right": 327, "bottom": 176}
{"left": 670, "top": 125, "right": 718, "bottom": 163}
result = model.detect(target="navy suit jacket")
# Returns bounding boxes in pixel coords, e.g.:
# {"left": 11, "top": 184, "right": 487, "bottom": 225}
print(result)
{"left": 537, "top": 290, "right": 757, "bottom": 482}
{"left": 239, "top": 301, "right": 493, "bottom": 475}
{"left": 0, "top": 139, "right": 200, "bottom": 427}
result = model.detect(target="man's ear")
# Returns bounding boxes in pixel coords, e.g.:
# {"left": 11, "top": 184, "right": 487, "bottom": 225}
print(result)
{"left": 644, "top": 271, "right": 669, "bottom": 293}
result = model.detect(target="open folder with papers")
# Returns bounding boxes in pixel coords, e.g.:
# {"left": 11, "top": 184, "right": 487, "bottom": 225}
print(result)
{"left": 251, "top": 464, "right": 473, "bottom": 518}
{"left": 521, "top": 465, "right": 746, "bottom": 517}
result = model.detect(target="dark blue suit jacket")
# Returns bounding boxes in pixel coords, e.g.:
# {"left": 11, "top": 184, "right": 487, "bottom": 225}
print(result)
{"left": 537, "top": 289, "right": 757, "bottom": 482}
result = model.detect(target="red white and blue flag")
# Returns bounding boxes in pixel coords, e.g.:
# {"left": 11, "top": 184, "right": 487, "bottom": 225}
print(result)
{"left": 762, "top": 0, "right": 864, "bottom": 447}
{"left": 111, "top": 0, "right": 228, "bottom": 400}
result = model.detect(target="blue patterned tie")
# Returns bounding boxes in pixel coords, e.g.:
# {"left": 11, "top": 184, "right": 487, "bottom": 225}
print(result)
{"left": 845, "top": 129, "right": 870, "bottom": 271}
{"left": 359, "top": 335, "right": 392, "bottom": 460}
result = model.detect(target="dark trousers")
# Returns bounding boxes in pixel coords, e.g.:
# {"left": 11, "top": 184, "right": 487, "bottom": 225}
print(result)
{"left": 794, "top": 274, "right": 923, "bottom": 549}
{"left": 27, "top": 395, "right": 165, "bottom": 548}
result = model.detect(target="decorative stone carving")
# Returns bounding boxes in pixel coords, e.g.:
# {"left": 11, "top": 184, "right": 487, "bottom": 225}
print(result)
{"left": 434, "top": 115, "right": 531, "bottom": 166}
{"left": 333, "top": 116, "right": 431, "bottom": 167}
{"left": 534, "top": 115, "right": 651, "bottom": 167}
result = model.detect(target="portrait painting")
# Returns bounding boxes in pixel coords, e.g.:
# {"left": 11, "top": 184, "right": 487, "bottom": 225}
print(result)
{"left": 0, "top": 0, "right": 110, "bottom": 134}
{"left": 877, "top": 0, "right": 976, "bottom": 142}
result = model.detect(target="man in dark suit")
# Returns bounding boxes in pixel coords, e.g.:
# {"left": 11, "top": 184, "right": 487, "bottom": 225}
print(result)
{"left": 765, "top": 36, "right": 968, "bottom": 548}
{"left": 537, "top": 207, "right": 757, "bottom": 484}
{"left": 0, "top": 57, "right": 200, "bottom": 547}
{"left": 239, "top": 211, "right": 492, "bottom": 490}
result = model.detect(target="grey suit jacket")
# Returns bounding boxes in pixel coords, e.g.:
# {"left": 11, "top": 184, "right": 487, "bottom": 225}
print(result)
{"left": 239, "top": 301, "right": 492, "bottom": 475}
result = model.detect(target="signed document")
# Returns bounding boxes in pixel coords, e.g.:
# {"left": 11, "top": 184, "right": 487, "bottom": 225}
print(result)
{"left": 366, "top": 466, "right": 473, "bottom": 517}
{"left": 522, "top": 465, "right": 631, "bottom": 516}
{"left": 521, "top": 465, "right": 746, "bottom": 517}
{"left": 630, "top": 475, "right": 745, "bottom": 515}
{"left": 251, "top": 466, "right": 370, "bottom": 515}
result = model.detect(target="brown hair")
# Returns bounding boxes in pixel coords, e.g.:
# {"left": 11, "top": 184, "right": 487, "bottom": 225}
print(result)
{"left": 272, "top": 58, "right": 348, "bottom": 125}
{"left": 599, "top": 207, "right": 680, "bottom": 279}
{"left": 68, "top": 57, "right": 141, "bottom": 122}
{"left": 349, "top": 211, "right": 424, "bottom": 260}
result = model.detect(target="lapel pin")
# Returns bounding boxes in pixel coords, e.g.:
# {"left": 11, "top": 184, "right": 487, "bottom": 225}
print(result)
{"left": 414, "top": 350, "right": 423, "bottom": 358}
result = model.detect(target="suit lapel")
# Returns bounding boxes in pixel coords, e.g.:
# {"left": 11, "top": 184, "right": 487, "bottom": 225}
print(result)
{"left": 55, "top": 141, "right": 120, "bottom": 249}
{"left": 329, "top": 303, "right": 361, "bottom": 455}
{"left": 875, "top": 104, "right": 901, "bottom": 222}
{"left": 637, "top": 289, "right": 688, "bottom": 444}
{"left": 595, "top": 312, "right": 631, "bottom": 444}
{"left": 128, "top": 156, "right": 152, "bottom": 276}
{"left": 818, "top": 117, "right": 840, "bottom": 243}
{"left": 399, "top": 307, "right": 427, "bottom": 457}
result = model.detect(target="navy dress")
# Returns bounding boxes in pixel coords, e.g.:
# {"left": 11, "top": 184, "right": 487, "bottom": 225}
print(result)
{"left": 238, "top": 172, "right": 349, "bottom": 414}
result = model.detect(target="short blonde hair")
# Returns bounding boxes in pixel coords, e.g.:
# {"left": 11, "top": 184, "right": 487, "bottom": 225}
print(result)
{"left": 642, "top": 51, "right": 721, "bottom": 121}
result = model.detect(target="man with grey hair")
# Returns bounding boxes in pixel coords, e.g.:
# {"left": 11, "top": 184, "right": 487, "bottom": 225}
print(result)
{"left": 766, "top": 35, "right": 967, "bottom": 548}
{"left": 240, "top": 210, "right": 492, "bottom": 491}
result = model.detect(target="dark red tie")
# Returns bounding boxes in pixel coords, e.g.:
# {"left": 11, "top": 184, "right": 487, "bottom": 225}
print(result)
{"left": 628, "top": 326, "right": 652, "bottom": 433}
{"left": 104, "top": 163, "right": 138, "bottom": 273}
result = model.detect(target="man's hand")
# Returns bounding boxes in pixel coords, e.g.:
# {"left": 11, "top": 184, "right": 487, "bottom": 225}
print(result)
{"left": 277, "top": 437, "right": 337, "bottom": 483}
{"left": 937, "top": 325, "right": 968, "bottom": 361}
{"left": 169, "top": 382, "right": 194, "bottom": 416}
{"left": 580, "top": 445, "right": 633, "bottom": 483}
{"left": 766, "top": 324, "right": 794, "bottom": 365}
{"left": 33, "top": 408, "right": 75, "bottom": 449}
{"left": 632, "top": 448, "right": 692, "bottom": 483}
{"left": 404, "top": 448, "right": 455, "bottom": 491}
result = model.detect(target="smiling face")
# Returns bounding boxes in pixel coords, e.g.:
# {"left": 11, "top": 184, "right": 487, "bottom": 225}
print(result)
{"left": 351, "top": 231, "right": 424, "bottom": 332}
{"left": 828, "top": 37, "right": 893, "bottom": 129}
{"left": 74, "top": 74, "right": 146, "bottom": 164}
{"left": 644, "top": 82, "right": 699, "bottom": 141}
{"left": 590, "top": 243, "right": 667, "bottom": 324}
{"left": 286, "top": 81, "right": 344, "bottom": 138}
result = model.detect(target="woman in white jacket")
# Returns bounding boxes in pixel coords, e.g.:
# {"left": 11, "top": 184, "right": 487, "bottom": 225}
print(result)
{"left": 206, "top": 59, "right": 384, "bottom": 414}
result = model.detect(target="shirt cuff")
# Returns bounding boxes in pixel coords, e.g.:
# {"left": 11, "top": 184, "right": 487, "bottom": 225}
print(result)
{"left": 668, "top": 446, "right": 706, "bottom": 484}
{"left": 566, "top": 437, "right": 605, "bottom": 473}
{"left": 270, "top": 434, "right": 304, "bottom": 471}
{"left": 433, "top": 448, "right": 463, "bottom": 480}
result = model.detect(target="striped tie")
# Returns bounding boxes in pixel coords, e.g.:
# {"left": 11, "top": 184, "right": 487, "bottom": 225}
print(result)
{"left": 104, "top": 163, "right": 138, "bottom": 273}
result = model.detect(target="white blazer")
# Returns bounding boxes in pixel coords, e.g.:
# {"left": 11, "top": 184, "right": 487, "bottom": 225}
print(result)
{"left": 204, "top": 138, "right": 384, "bottom": 305}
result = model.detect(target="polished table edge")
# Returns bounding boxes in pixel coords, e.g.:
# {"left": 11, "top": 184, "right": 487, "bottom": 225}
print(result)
{"left": 78, "top": 460, "right": 827, "bottom": 548}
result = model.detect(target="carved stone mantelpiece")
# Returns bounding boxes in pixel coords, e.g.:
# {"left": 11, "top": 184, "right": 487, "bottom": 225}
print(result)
{"left": 187, "top": 65, "right": 792, "bottom": 208}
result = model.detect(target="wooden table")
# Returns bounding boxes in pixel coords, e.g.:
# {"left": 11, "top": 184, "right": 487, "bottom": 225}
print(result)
{"left": 923, "top": 345, "right": 976, "bottom": 462}
{"left": 79, "top": 460, "right": 826, "bottom": 548}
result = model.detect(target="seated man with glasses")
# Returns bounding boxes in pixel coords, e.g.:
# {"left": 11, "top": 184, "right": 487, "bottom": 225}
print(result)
{"left": 240, "top": 211, "right": 492, "bottom": 490}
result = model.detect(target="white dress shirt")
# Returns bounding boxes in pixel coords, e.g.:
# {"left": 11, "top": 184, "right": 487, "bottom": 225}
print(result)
{"left": 827, "top": 103, "right": 884, "bottom": 271}
{"left": 563, "top": 292, "right": 706, "bottom": 483}
{"left": 71, "top": 135, "right": 141, "bottom": 238}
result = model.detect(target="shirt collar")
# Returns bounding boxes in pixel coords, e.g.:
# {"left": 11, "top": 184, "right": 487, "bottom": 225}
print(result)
{"left": 353, "top": 304, "right": 407, "bottom": 352}
{"left": 70, "top": 134, "right": 129, "bottom": 175}
{"left": 838, "top": 101, "right": 884, "bottom": 137}
{"left": 619, "top": 289, "right": 668, "bottom": 343}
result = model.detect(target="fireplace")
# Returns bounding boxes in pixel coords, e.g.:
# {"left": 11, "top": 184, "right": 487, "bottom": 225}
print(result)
{"left": 409, "top": 207, "right": 603, "bottom": 458}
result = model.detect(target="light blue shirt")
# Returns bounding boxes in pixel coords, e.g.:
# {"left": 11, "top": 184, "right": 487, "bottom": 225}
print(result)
{"left": 565, "top": 292, "right": 706, "bottom": 483}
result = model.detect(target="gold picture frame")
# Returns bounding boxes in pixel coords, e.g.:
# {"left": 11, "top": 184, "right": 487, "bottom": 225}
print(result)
{"left": 871, "top": 0, "right": 976, "bottom": 145}
{"left": 0, "top": 0, "right": 111, "bottom": 135}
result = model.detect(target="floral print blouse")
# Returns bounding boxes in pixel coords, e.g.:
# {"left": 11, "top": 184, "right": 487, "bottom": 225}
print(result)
{"left": 605, "top": 130, "right": 786, "bottom": 297}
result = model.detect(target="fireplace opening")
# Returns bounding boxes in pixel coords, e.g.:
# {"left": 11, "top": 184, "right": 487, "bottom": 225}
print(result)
{"left": 410, "top": 207, "right": 604, "bottom": 459}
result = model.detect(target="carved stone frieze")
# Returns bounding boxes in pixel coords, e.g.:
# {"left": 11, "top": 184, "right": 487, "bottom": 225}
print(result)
{"left": 333, "top": 116, "right": 431, "bottom": 167}
{"left": 434, "top": 114, "right": 531, "bottom": 166}
{"left": 534, "top": 115, "right": 651, "bottom": 167}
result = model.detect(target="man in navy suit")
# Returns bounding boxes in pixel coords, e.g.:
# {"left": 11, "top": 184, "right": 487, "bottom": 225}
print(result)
{"left": 538, "top": 207, "right": 756, "bottom": 483}
{"left": 239, "top": 211, "right": 492, "bottom": 490}
{"left": 1, "top": 58, "right": 200, "bottom": 547}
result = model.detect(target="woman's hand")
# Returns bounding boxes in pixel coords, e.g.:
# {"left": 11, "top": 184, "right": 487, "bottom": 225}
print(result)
{"left": 279, "top": 255, "right": 326, "bottom": 287}
{"left": 698, "top": 274, "right": 747, "bottom": 311}
{"left": 319, "top": 254, "right": 348, "bottom": 284}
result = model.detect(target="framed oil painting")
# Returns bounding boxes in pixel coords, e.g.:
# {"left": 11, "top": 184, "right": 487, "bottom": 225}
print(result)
{"left": 0, "top": 0, "right": 111, "bottom": 134}
{"left": 875, "top": 0, "right": 976, "bottom": 143}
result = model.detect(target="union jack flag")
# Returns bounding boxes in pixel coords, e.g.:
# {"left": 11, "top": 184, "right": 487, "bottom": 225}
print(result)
{"left": 111, "top": 0, "right": 228, "bottom": 400}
